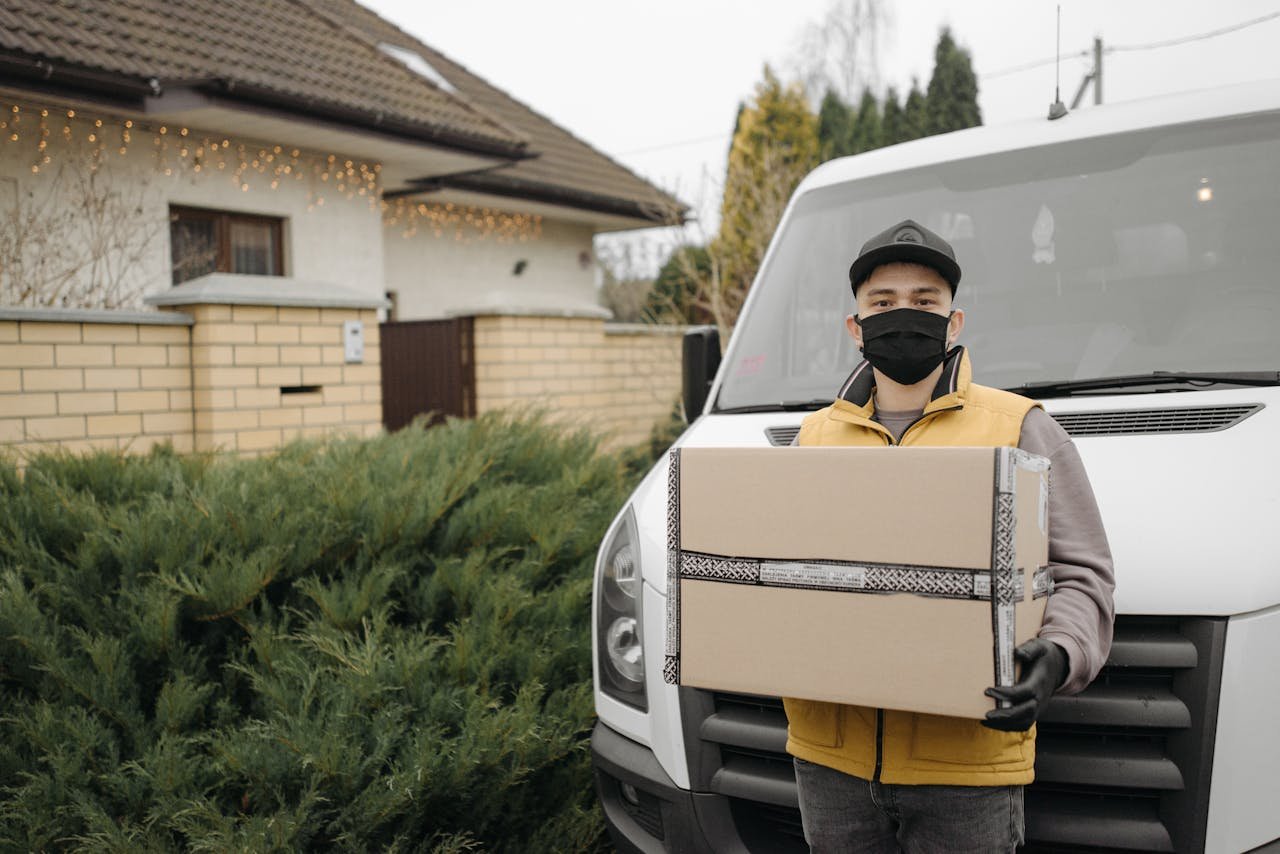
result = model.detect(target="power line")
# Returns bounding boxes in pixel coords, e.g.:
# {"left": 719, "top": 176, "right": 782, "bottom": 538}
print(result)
{"left": 1108, "top": 9, "right": 1280, "bottom": 52}
{"left": 979, "top": 9, "right": 1280, "bottom": 80}
{"left": 981, "top": 51, "right": 1088, "bottom": 81}
{"left": 614, "top": 132, "right": 732, "bottom": 157}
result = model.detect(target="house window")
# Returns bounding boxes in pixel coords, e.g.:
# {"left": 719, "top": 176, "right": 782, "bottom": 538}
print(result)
{"left": 170, "top": 206, "right": 284, "bottom": 284}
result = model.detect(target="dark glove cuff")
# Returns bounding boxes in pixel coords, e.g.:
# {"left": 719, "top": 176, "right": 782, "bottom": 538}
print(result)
{"left": 1045, "top": 640, "right": 1069, "bottom": 691}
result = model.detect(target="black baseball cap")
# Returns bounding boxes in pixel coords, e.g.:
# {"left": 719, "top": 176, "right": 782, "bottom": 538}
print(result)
{"left": 848, "top": 218, "right": 961, "bottom": 294}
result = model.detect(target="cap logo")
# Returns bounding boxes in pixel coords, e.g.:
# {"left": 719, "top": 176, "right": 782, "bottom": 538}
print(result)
{"left": 894, "top": 227, "right": 922, "bottom": 244}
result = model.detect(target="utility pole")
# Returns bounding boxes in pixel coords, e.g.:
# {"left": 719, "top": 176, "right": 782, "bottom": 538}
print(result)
{"left": 1093, "top": 36, "right": 1103, "bottom": 104}
{"left": 1070, "top": 36, "right": 1105, "bottom": 109}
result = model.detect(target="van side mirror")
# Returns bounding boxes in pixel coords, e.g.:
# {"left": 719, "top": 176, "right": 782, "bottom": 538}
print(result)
{"left": 682, "top": 326, "right": 721, "bottom": 421}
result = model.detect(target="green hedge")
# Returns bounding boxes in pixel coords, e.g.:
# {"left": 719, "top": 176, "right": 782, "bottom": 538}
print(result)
{"left": 0, "top": 414, "right": 642, "bottom": 852}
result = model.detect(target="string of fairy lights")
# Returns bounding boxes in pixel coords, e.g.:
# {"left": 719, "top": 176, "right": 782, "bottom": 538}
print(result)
{"left": 382, "top": 197, "right": 541, "bottom": 242}
{"left": 0, "top": 97, "right": 542, "bottom": 243}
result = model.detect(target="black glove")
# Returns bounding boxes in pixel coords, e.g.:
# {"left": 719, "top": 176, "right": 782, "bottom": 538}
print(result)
{"left": 982, "top": 638, "right": 1068, "bottom": 732}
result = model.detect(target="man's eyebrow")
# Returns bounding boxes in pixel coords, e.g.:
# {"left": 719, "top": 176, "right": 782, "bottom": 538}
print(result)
{"left": 862, "top": 285, "right": 944, "bottom": 297}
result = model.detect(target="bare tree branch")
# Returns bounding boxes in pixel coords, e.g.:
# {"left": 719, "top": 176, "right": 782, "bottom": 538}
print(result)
{"left": 790, "top": 0, "right": 891, "bottom": 106}
{"left": 0, "top": 150, "right": 165, "bottom": 309}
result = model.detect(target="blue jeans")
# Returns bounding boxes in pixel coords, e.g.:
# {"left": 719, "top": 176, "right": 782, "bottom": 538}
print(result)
{"left": 793, "top": 757, "right": 1025, "bottom": 853}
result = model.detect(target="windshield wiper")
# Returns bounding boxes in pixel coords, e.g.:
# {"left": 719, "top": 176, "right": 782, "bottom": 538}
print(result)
{"left": 714, "top": 398, "right": 833, "bottom": 414}
{"left": 1005, "top": 371, "right": 1280, "bottom": 398}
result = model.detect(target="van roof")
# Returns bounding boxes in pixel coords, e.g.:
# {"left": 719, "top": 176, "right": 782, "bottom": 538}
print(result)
{"left": 799, "top": 77, "right": 1280, "bottom": 195}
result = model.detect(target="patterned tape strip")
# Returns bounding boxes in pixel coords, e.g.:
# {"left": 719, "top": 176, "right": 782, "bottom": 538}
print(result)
{"left": 991, "top": 451, "right": 1018, "bottom": 702}
{"left": 663, "top": 449, "right": 681, "bottom": 685}
{"left": 678, "top": 550, "right": 1049, "bottom": 603}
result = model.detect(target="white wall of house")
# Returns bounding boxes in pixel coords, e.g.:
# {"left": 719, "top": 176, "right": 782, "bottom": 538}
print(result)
{"left": 0, "top": 118, "right": 385, "bottom": 309}
{"left": 166, "top": 161, "right": 386, "bottom": 300}
{"left": 382, "top": 214, "right": 600, "bottom": 320}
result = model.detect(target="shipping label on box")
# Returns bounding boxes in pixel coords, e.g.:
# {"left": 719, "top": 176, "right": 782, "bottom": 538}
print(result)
{"left": 662, "top": 446, "right": 1051, "bottom": 719}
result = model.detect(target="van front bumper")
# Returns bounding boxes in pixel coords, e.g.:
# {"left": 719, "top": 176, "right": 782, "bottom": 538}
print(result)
{"left": 591, "top": 720, "right": 748, "bottom": 854}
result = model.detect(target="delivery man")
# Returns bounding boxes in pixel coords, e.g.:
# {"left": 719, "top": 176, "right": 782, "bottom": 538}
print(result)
{"left": 787, "top": 219, "right": 1115, "bottom": 852}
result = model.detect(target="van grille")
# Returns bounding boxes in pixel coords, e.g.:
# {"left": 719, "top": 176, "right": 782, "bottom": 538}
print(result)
{"left": 1049, "top": 404, "right": 1260, "bottom": 436}
{"left": 682, "top": 616, "right": 1225, "bottom": 853}
{"left": 765, "top": 426, "right": 801, "bottom": 446}
{"left": 764, "top": 404, "right": 1261, "bottom": 445}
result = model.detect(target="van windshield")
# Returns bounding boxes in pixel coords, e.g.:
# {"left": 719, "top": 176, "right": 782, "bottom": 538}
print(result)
{"left": 714, "top": 114, "right": 1280, "bottom": 410}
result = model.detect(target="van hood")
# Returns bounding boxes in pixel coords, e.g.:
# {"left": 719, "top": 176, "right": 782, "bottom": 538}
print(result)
{"left": 636, "top": 387, "right": 1280, "bottom": 617}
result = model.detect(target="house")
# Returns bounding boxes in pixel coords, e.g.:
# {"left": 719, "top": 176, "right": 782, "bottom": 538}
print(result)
{"left": 0, "top": 0, "right": 688, "bottom": 455}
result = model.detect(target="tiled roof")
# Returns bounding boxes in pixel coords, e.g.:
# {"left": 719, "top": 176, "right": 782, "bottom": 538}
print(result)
{"left": 0, "top": 0, "right": 686, "bottom": 223}
{"left": 0, "top": 0, "right": 526, "bottom": 154}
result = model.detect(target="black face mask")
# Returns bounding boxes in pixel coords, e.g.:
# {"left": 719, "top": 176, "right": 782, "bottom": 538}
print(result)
{"left": 855, "top": 308, "right": 953, "bottom": 386}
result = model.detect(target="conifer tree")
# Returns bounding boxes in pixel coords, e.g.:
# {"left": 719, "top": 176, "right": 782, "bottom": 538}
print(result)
{"left": 925, "top": 27, "right": 982, "bottom": 134}
{"left": 713, "top": 65, "right": 819, "bottom": 329}
{"left": 881, "top": 86, "right": 905, "bottom": 146}
{"left": 817, "top": 89, "right": 854, "bottom": 160}
{"left": 903, "top": 79, "right": 929, "bottom": 141}
{"left": 726, "top": 101, "right": 746, "bottom": 157}
{"left": 646, "top": 245, "right": 714, "bottom": 324}
{"left": 849, "top": 90, "right": 883, "bottom": 154}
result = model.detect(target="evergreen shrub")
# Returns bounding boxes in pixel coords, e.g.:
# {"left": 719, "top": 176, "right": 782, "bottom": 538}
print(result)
{"left": 617, "top": 397, "right": 686, "bottom": 482}
{"left": 0, "top": 413, "right": 637, "bottom": 852}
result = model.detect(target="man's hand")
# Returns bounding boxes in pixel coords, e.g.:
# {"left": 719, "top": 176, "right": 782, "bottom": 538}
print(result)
{"left": 982, "top": 638, "right": 1068, "bottom": 732}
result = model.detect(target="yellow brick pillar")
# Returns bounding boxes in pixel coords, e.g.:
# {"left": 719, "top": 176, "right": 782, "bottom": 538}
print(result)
{"left": 147, "top": 275, "right": 387, "bottom": 455}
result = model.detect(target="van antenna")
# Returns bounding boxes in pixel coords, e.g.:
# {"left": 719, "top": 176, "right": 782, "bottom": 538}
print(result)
{"left": 1048, "top": 5, "right": 1068, "bottom": 120}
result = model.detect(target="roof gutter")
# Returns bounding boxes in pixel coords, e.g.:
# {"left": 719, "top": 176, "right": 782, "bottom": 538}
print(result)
{"left": 381, "top": 162, "right": 519, "bottom": 199}
{"left": 419, "top": 171, "right": 689, "bottom": 225}
{"left": 194, "top": 78, "right": 533, "bottom": 162}
{"left": 0, "top": 51, "right": 155, "bottom": 107}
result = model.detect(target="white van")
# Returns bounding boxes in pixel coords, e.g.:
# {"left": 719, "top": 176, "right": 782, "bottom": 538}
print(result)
{"left": 590, "top": 79, "right": 1280, "bottom": 854}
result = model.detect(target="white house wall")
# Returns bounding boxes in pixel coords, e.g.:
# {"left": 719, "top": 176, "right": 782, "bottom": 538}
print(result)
{"left": 382, "top": 214, "right": 599, "bottom": 320}
{"left": 0, "top": 118, "right": 385, "bottom": 309}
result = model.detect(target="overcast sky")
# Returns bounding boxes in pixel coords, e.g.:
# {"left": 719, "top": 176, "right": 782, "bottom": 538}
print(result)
{"left": 362, "top": 0, "right": 1280, "bottom": 269}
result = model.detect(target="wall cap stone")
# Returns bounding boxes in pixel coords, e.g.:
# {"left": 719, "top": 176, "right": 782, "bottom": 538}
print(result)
{"left": 145, "top": 274, "right": 389, "bottom": 309}
{"left": 447, "top": 303, "right": 611, "bottom": 320}
{"left": 604, "top": 322, "right": 689, "bottom": 336}
{"left": 0, "top": 307, "right": 194, "bottom": 326}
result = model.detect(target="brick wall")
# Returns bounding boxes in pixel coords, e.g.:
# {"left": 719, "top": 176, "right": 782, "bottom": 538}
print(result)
{"left": 0, "top": 313, "right": 195, "bottom": 454}
{"left": 3, "top": 305, "right": 682, "bottom": 458}
{"left": 1, "top": 290, "right": 383, "bottom": 458}
{"left": 471, "top": 314, "right": 683, "bottom": 449}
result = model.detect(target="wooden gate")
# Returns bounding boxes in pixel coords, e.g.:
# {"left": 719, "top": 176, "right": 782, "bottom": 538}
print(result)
{"left": 379, "top": 317, "right": 474, "bottom": 431}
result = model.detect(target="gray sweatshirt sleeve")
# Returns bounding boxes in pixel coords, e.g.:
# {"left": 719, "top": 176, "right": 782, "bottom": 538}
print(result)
{"left": 1018, "top": 407, "right": 1116, "bottom": 695}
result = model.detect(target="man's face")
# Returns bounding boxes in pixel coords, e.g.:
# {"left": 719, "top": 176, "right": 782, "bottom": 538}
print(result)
{"left": 846, "top": 262, "right": 964, "bottom": 350}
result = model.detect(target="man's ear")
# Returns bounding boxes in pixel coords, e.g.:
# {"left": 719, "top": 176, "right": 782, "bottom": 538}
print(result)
{"left": 846, "top": 314, "right": 863, "bottom": 350}
{"left": 948, "top": 308, "right": 965, "bottom": 347}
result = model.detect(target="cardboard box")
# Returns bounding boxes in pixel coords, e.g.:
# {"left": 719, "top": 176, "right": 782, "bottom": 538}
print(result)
{"left": 662, "top": 446, "right": 1051, "bottom": 719}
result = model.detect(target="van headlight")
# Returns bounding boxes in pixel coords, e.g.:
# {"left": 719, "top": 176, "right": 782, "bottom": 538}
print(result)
{"left": 596, "top": 505, "right": 647, "bottom": 710}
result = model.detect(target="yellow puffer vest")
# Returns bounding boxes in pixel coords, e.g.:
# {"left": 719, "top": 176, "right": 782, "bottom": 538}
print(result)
{"left": 785, "top": 347, "right": 1042, "bottom": 786}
